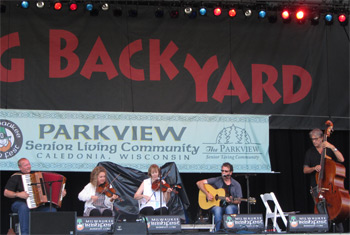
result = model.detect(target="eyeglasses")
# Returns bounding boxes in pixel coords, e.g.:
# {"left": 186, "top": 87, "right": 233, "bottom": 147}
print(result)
{"left": 221, "top": 170, "right": 230, "bottom": 173}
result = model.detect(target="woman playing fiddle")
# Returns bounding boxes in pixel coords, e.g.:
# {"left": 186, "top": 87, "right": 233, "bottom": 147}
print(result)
{"left": 134, "top": 164, "right": 172, "bottom": 215}
{"left": 78, "top": 166, "right": 119, "bottom": 216}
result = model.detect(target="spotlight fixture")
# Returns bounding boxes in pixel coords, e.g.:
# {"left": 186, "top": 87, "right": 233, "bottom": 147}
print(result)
{"left": 69, "top": 1, "right": 78, "bottom": 11}
{"left": 101, "top": 3, "right": 109, "bottom": 11}
{"left": 281, "top": 9, "right": 291, "bottom": 23}
{"left": 324, "top": 12, "right": 333, "bottom": 25}
{"left": 199, "top": 6, "right": 207, "bottom": 16}
{"left": 295, "top": 9, "right": 306, "bottom": 23}
{"left": 310, "top": 10, "right": 320, "bottom": 25}
{"left": 20, "top": 1, "right": 29, "bottom": 9}
{"left": 243, "top": 8, "right": 252, "bottom": 17}
{"left": 258, "top": 9, "right": 267, "bottom": 19}
{"left": 53, "top": 1, "right": 62, "bottom": 11}
{"left": 184, "top": 6, "right": 196, "bottom": 18}
{"left": 85, "top": 2, "right": 93, "bottom": 11}
{"left": 155, "top": 7, "right": 164, "bottom": 18}
{"left": 213, "top": 7, "right": 222, "bottom": 16}
{"left": 268, "top": 11, "right": 277, "bottom": 23}
{"left": 184, "top": 6, "right": 192, "bottom": 15}
{"left": 228, "top": 8, "right": 236, "bottom": 18}
{"left": 169, "top": 9, "right": 179, "bottom": 18}
{"left": 36, "top": 1, "right": 44, "bottom": 8}
{"left": 113, "top": 6, "right": 122, "bottom": 17}
{"left": 338, "top": 13, "right": 348, "bottom": 26}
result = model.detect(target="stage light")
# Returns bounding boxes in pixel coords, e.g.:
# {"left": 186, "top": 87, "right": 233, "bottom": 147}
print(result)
{"left": 69, "top": 1, "right": 77, "bottom": 11}
{"left": 20, "top": 1, "right": 29, "bottom": 9}
{"left": 36, "top": 1, "right": 44, "bottom": 8}
{"left": 281, "top": 9, "right": 291, "bottom": 22}
{"left": 199, "top": 7, "right": 207, "bottom": 16}
{"left": 296, "top": 9, "right": 306, "bottom": 23}
{"left": 53, "top": 1, "right": 62, "bottom": 11}
{"left": 228, "top": 8, "right": 236, "bottom": 18}
{"left": 155, "top": 7, "right": 164, "bottom": 18}
{"left": 169, "top": 9, "right": 179, "bottom": 18}
{"left": 101, "top": 3, "right": 109, "bottom": 11}
{"left": 113, "top": 6, "right": 122, "bottom": 17}
{"left": 268, "top": 11, "right": 277, "bottom": 23}
{"left": 243, "top": 8, "right": 252, "bottom": 17}
{"left": 184, "top": 6, "right": 192, "bottom": 15}
{"left": 310, "top": 10, "right": 320, "bottom": 25}
{"left": 338, "top": 13, "right": 348, "bottom": 26}
{"left": 85, "top": 3, "right": 93, "bottom": 11}
{"left": 184, "top": 6, "right": 196, "bottom": 18}
{"left": 325, "top": 13, "right": 333, "bottom": 25}
{"left": 213, "top": 7, "right": 222, "bottom": 16}
{"left": 258, "top": 9, "right": 267, "bottom": 19}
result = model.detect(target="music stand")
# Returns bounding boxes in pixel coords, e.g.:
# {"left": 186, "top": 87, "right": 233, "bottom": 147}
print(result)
{"left": 44, "top": 179, "right": 63, "bottom": 211}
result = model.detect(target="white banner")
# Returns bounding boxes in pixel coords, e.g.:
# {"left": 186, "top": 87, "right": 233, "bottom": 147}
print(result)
{"left": 0, "top": 109, "right": 271, "bottom": 173}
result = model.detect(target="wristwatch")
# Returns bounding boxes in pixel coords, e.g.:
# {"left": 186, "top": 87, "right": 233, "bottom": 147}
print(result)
{"left": 333, "top": 148, "right": 338, "bottom": 152}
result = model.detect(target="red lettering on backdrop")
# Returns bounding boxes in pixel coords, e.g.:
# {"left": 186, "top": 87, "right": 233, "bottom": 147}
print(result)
{"left": 213, "top": 62, "right": 250, "bottom": 103}
{"left": 80, "top": 37, "right": 118, "bottom": 80}
{"left": 149, "top": 39, "right": 179, "bottom": 81}
{"left": 119, "top": 39, "right": 144, "bottom": 81}
{"left": 252, "top": 64, "right": 281, "bottom": 104}
{"left": 184, "top": 54, "right": 218, "bottom": 102}
{"left": 49, "top": 30, "right": 79, "bottom": 78}
{"left": 0, "top": 32, "right": 24, "bottom": 82}
{"left": 283, "top": 65, "right": 312, "bottom": 104}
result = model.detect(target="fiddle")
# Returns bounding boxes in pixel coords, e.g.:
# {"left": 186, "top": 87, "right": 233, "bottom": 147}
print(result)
{"left": 96, "top": 182, "right": 122, "bottom": 202}
{"left": 151, "top": 179, "right": 181, "bottom": 194}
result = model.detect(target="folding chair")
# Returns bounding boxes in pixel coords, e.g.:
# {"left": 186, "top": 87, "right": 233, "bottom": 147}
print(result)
{"left": 260, "top": 192, "right": 295, "bottom": 232}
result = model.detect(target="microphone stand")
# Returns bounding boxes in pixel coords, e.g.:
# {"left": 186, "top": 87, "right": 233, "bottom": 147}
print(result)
{"left": 159, "top": 176, "right": 163, "bottom": 216}
{"left": 44, "top": 180, "right": 63, "bottom": 211}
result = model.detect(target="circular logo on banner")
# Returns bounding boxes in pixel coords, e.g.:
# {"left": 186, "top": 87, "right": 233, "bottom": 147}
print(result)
{"left": 0, "top": 120, "right": 23, "bottom": 159}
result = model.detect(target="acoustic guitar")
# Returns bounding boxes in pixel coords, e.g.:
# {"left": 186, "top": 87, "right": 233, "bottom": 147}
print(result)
{"left": 198, "top": 184, "right": 256, "bottom": 210}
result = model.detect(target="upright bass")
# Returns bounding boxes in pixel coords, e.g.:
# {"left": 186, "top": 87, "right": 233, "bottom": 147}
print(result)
{"left": 314, "top": 120, "right": 350, "bottom": 222}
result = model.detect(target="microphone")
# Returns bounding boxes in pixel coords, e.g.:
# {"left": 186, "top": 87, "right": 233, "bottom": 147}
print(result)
{"left": 222, "top": 174, "right": 230, "bottom": 178}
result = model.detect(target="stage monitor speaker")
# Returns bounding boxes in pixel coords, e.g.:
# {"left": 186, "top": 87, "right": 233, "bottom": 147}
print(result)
{"left": 30, "top": 211, "right": 76, "bottom": 235}
{"left": 288, "top": 214, "right": 329, "bottom": 233}
{"left": 111, "top": 222, "right": 148, "bottom": 235}
{"left": 223, "top": 214, "right": 264, "bottom": 233}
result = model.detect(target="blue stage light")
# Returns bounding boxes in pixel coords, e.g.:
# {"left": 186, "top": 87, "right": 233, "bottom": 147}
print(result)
{"left": 86, "top": 3, "right": 93, "bottom": 11}
{"left": 199, "top": 7, "right": 207, "bottom": 16}
{"left": 20, "top": 1, "right": 29, "bottom": 9}
{"left": 258, "top": 10, "right": 266, "bottom": 19}
{"left": 325, "top": 13, "right": 333, "bottom": 22}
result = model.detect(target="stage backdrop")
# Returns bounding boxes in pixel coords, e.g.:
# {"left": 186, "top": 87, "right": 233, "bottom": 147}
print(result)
{"left": 1, "top": 1, "right": 349, "bottom": 130}
{"left": 0, "top": 109, "right": 270, "bottom": 172}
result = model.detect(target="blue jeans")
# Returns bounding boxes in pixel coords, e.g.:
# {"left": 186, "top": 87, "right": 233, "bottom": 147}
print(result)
{"left": 11, "top": 201, "right": 57, "bottom": 235}
{"left": 211, "top": 204, "right": 238, "bottom": 232}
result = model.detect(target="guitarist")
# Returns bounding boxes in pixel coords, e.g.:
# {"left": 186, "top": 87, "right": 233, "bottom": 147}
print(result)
{"left": 196, "top": 162, "right": 242, "bottom": 232}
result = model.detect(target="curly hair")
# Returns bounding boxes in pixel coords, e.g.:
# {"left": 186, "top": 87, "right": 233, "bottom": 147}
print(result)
{"left": 148, "top": 164, "right": 160, "bottom": 177}
{"left": 90, "top": 166, "right": 108, "bottom": 187}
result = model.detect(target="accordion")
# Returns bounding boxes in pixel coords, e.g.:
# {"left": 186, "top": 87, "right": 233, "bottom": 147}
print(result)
{"left": 22, "top": 172, "right": 66, "bottom": 209}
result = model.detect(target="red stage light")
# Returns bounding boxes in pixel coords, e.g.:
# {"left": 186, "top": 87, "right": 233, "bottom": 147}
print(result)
{"left": 296, "top": 10, "right": 305, "bottom": 20}
{"left": 69, "top": 3, "right": 77, "bottom": 11}
{"left": 281, "top": 10, "right": 290, "bottom": 20}
{"left": 228, "top": 8, "right": 236, "bottom": 18}
{"left": 54, "top": 2, "right": 62, "bottom": 10}
{"left": 338, "top": 13, "right": 347, "bottom": 23}
{"left": 213, "top": 7, "right": 221, "bottom": 16}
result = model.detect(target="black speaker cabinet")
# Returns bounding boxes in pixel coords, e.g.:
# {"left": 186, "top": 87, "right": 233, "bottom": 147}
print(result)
{"left": 111, "top": 222, "right": 148, "bottom": 235}
{"left": 30, "top": 211, "right": 76, "bottom": 235}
